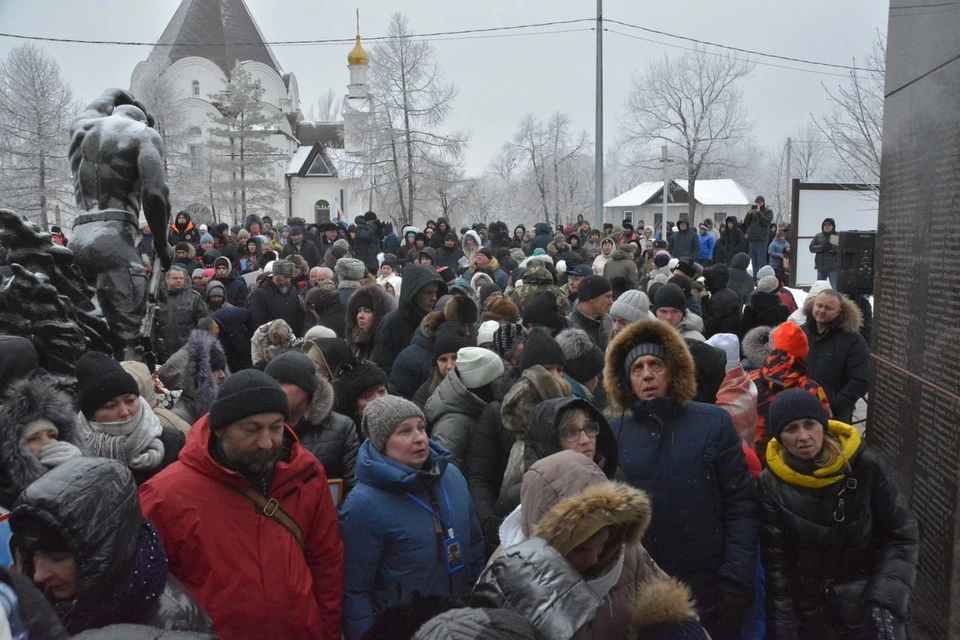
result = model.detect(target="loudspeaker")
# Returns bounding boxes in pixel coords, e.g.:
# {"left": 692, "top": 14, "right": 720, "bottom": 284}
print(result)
{"left": 837, "top": 231, "right": 876, "bottom": 295}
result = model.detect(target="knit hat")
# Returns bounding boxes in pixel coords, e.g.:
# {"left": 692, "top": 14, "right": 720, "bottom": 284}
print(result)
{"left": 521, "top": 292, "right": 564, "bottom": 332}
{"left": 75, "top": 351, "right": 140, "bottom": 419}
{"left": 433, "top": 322, "right": 471, "bottom": 358}
{"left": 478, "top": 283, "right": 501, "bottom": 305}
{"left": 477, "top": 247, "right": 493, "bottom": 260}
{"left": 272, "top": 260, "right": 295, "bottom": 277}
{"left": 361, "top": 395, "right": 425, "bottom": 453}
{"left": 381, "top": 253, "right": 398, "bottom": 269}
{"left": 624, "top": 343, "right": 669, "bottom": 381}
{"left": 413, "top": 608, "right": 539, "bottom": 640}
{"left": 758, "top": 275, "right": 780, "bottom": 294}
{"left": 555, "top": 328, "right": 604, "bottom": 383}
{"left": 609, "top": 289, "right": 650, "bottom": 323}
{"left": 493, "top": 323, "right": 525, "bottom": 359}
{"left": 767, "top": 388, "right": 829, "bottom": 443}
{"left": 756, "top": 265, "right": 776, "bottom": 280}
{"left": 653, "top": 251, "right": 671, "bottom": 268}
{"left": 192, "top": 268, "right": 205, "bottom": 280}
{"left": 456, "top": 347, "right": 505, "bottom": 389}
{"left": 577, "top": 275, "right": 612, "bottom": 303}
{"left": 205, "top": 281, "right": 226, "bottom": 300}
{"left": 653, "top": 283, "right": 686, "bottom": 312}
{"left": 477, "top": 320, "right": 500, "bottom": 346}
{"left": 200, "top": 233, "right": 214, "bottom": 244}
{"left": 335, "top": 257, "right": 367, "bottom": 281}
{"left": 771, "top": 322, "right": 809, "bottom": 360}
{"left": 208, "top": 370, "right": 290, "bottom": 431}
{"left": 705, "top": 333, "right": 741, "bottom": 372}
{"left": 519, "top": 329, "right": 565, "bottom": 371}
{"left": 290, "top": 226, "right": 304, "bottom": 236}
{"left": 265, "top": 351, "right": 318, "bottom": 397}
{"left": 333, "top": 359, "right": 389, "bottom": 416}
{"left": 673, "top": 258, "right": 697, "bottom": 278}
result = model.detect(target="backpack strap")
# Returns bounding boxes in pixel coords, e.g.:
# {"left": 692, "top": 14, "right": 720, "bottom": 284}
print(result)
{"left": 233, "top": 486, "right": 304, "bottom": 549}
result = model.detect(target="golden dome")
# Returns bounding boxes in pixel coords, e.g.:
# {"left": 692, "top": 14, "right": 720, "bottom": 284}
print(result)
{"left": 347, "top": 10, "right": 368, "bottom": 66}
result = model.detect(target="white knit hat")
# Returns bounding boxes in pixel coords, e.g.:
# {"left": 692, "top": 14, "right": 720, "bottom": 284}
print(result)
{"left": 455, "top": 347, "right": 504, "bottom": 389}
{"left": 477, "top": 320, "right": 500, "bottom": 347}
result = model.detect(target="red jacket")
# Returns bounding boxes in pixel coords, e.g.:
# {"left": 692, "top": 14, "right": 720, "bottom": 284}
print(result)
{"left": 140, "top": 416, "right": 343, "bottom": 640}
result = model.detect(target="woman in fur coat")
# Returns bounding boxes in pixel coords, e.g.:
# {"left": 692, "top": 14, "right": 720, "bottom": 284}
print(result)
{"left": 0, "top": 378, "right": 86, "bottom": 510}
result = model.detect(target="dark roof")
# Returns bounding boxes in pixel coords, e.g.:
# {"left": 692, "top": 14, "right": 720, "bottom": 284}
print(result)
{"left": 295, "top": 121, "right": 343, "bottom": 148}
{"left": 149, "top": 0, "right": 283, "bottom": 77}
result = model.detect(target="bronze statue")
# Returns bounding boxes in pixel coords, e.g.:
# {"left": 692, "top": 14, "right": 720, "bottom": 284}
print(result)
{"left": 67, "top": 88, "right": 172, "bottom": 356}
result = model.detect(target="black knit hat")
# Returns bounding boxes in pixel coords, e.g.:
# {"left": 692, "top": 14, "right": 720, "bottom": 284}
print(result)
{"left": 767, "top": 388, "right": 829, "bottom": 443}
{"left": 477, "top": 247, "right": 493, "bottom": 260}
{"left": 673, "top": 258, "right": 697, "bottom": 278}
{"left": 555, "top": 329, "right": 605, "bottom": 383}
{"left": 265, "top": 351, "right": 318, "bottom": 397}
{"left": 433, "top": 322, "right": 471, "bottom": 358}
{"left": 479, "top": 283, "right": 501, "bottom": 305}
{"left": 654, "top": 283, "right": 686, "bottom": 312}
{"left": 577, "top": 275, "right": 612, "bottom": 303}
{"left": 208, "top": 370, "right": 290, "bottom": 431}
{"left": 519, "top": 329, "right": 566, "bottom": 372}
{"left": 333, "top": 359, "right": 389, "bottom": 417}
{"left": 76, "top": 351, "right": 140, "bottom": 419}
{"left": 521, "top": 291, "right": 564, "bottom": 332}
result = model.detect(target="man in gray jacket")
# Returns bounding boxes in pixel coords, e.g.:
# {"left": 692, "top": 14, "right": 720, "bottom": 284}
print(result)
{"left": 743, "top": 195, "right": 774, "bottom": 278}
{"left": 157, "top": 266, "right": 206, "bottom": 362}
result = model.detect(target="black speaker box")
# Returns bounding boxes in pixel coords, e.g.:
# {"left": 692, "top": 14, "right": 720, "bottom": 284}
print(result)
{"left": 837, "top": 230, "right": 876, "bottom": 295}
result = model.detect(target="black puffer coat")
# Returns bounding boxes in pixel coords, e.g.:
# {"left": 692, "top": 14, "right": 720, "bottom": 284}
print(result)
{"left": 210, "top": 307, "right": 253, "bottom": 372}
{"left": 727, "top": 252, "right": 754, "bottom": 302}
{"left": 759, "top": 423, "right": 918, "bottom": 639}
{"left": 352, "top": 217, "right": 380, "bottom": 275}
{"left": 212, "top": 258, "right": 248, "bottom": 307}
{"left": 294, "top": 370, "right": 360, "bottom": 494}
{"left": 801, "top": 296, "right": 870, "bottom": 423}
{"left": 9, "top": 458, "right": 214, "bottom": 635}
{"left": 716, "top": 217, "right": 748, "bottom": 266}
{"left": 702, "top": 264, "right": 742, "bottom": 338}
{"left": 741, "top": 290, "right": 789, "bottom": 338}
{"left": 249, "top": 277, "right": 305, "bottom": 337}
{"left": 465, "top": 400, "right": 515, "bottom": 532}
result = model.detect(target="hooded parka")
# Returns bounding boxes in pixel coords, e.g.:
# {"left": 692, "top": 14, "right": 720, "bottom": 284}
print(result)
{"left": 345, "top": 284, "right": 396, "bottom": 361}
{"left": 668, "top": 218, "right": 699, "bottom": 259}
{"left": 425, "top": 368, "right": 489, "bottom": 470}
{"left": 212, "top": 257, "right": 248, "bottom": 307}
{"left": 759, "top": 422, "right": 918, "bottom": 639}
{"left": 602, "top": 249, "right": 640, "bottom": 288}
{"left": 372, "top": 265, "right": 447, "bottom": 376}
{"left": 702, "top": 263, "right": 743, "bottom": 338}
{"left": 716, "top": 216, "right": 749, "bottom": 266}
{"left": 10, "top": 458, "right": 213, "bottom": 635}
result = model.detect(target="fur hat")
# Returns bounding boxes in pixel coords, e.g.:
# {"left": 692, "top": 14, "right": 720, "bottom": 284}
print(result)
{"left": 335, "top": 257, "right": 367, "bottom": 282}
{"left": 333, "top": 359, "right": 388, "bottom": 418}
{"left": 632, "top": 578, "right": 708, "bottom": 640}
{"left": 272, "top": 260, "right": 295, "bottom": 277}
{"left": 209, "top": 370, "right": 289, "bottom": 431}
{"left": 443, "top": 294, "right": 479, "bottom": 326}
{"left": 361, "top": 395, "right": 424, "bottom": 453}
{"left": 605, "top": 319, "right": 696, "bottom": 410}
{"left": 482, "top": 298, "right": 519, "bottom": 324}
{"left": 501, "top": 366, "right": 571, "bottom": 435}
{"left": 742, "top": 325, "right": 775, "bottom": 369}
{"left": 555, "top": 328, "right": 605, "bottom": 383}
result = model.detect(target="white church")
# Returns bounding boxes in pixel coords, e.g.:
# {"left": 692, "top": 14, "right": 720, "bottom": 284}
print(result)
{"left": 129, "top": 0, "right": 371, "bottom": 224}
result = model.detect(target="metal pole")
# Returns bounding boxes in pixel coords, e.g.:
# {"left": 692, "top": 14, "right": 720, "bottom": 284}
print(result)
{"left": 661, "top": 145, "right": 669, "bottom": 238}
{"left": 593, "top": 0, "right": 604, "bottom": 230}
{"left": 784, "top": 137, "right": 792, "bottom": 224}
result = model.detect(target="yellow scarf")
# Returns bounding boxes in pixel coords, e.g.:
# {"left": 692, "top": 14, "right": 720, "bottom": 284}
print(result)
{"left": 766, "top": 420, "right": 862, "bottom": 488}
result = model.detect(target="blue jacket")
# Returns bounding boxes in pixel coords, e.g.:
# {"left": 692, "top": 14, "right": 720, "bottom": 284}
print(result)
{"left": 767, "top": 238, "right": 789, "bottom": 269}
{"left": 528, "top": 223, "right": 554, "bottom": 254}
{"left": 698, "top": 232, "right": 716, "bottom": 260}
{"left": 340, "top": 440, "right": 485, "bottom": 640}
{"left": 612, "top": 397, "right": 758, "bottom": 612}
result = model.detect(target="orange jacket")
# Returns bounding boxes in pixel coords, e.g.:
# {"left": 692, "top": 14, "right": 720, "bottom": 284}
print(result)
{"left": 140, "top": 416, "right": 343, "bottom": 640}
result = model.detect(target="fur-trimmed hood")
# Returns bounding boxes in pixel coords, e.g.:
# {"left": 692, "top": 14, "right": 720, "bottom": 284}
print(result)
{"left": 523, "top": 451, "right": 652, "bottom": 578}
{"left": 631, "top": 577, "right": 701, "bottom": 631}
{"left": 0, "top": 378, "right": 85, "bottom": 508}
{"left": 604, "top": 318, "right": 697, "bottom": 411}
{"left": 302, "top": 370, "right": 336, "bottom": 426}
{"left": 501, "top": 365, "right": 571, "bottom": 434}
{"left": 742, "top": 325, "right": 774, "bottom": 369}
{"left": 344, "top": 284, "right": 396, "bottom": 348}
{"left": 802, "top": 292, "right": 863, "bottom": 334}
{"left": 173, "top": 330, "right": 227, "bottom": 423}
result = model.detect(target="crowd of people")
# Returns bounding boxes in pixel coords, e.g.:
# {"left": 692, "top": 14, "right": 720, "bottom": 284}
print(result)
{"left": 0, "top": 201, "right": 915, "bottom": 640}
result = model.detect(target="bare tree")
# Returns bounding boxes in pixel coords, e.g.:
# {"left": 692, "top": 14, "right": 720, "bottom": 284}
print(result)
{"left": 308, "top": 88, "right": 342, "bottom": 122}
{"left": 814, "top": 34, "right": 884, "bottom": 194}
{"left": 620, "top": 47, "right": 754, "bottom": 218}
{"left": 364, "top": 13, "right": 468, "bottom": 227}
{"left": 131, "top": 57, "right": 189, "bottom": 167}
{"left": 0, "top": 44, "right": 74, "bottom": 229}
{"left": 793, "top": 121, "right": 828, "bottom": 181}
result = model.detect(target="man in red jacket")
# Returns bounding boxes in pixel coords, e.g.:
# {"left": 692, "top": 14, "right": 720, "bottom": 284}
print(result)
{"left": 140, "top": 370, "right": 344, "bottom": 640}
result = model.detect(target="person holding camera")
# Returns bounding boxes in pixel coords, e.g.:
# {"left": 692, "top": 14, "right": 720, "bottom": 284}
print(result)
{"left": 744, "top": 196, "right": 774, "bottom": 278}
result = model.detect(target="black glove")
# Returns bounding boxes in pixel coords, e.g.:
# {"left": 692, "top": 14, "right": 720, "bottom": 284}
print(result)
{"left": 861, "top": 604, "right": 897, "bottom": 640}
{"left": 712, "top": 579, "right": 752, "bottom": 638}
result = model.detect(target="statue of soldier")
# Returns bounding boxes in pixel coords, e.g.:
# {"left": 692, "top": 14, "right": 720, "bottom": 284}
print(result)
{"left": 67, "top": 88, "right": 172, "bottom": 356}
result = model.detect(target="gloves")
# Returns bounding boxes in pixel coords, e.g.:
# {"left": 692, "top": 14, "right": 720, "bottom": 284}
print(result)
{"left": 38, "top": 441, "right": 83, "bottom": 468}
{"left": 862, "top": 605, "right": 897, "bottom": 640}
{"left": 712, "top": 579, "right": 752, "bottom": 637}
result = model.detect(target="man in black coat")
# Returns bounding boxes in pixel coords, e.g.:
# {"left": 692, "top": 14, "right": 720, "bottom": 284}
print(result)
{"left": 743, "top": 196, "right": 774, "bottom": 276}
{"left": 716, "top": 216, "right": 749, "bottom": 266}
{"left": 249, "top": 260, "right": 305, "bottom": 336}
{"left": 352, "top": 216, "right": 380, "bottom": 275}
{"left": 668, "top": 217, "right": 700, "bottom": 260}
{"left": 212, "top": 256, "right": 248, "bottom": 308}
{"left": 702, "top": 263, "right": 743, "bottom": 339}
{"left": 372, "top": 265, "right": 447, "bottom": 376}
{"left": 282, "top": 226, "right": 322, "bottom": 268}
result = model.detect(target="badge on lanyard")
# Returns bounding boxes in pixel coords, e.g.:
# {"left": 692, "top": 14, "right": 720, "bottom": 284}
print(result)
{"left": 443, "top": 528, "right": 464, "bottom": 575}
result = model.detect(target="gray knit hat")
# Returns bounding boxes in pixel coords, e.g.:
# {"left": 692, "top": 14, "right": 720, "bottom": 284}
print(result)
{"left": 335, "top": 257, "right": 367, "bottom": 281}
{"left": 610, "top": 289, "right": 651, "bottom": 324}
{"left": 361, "top": 395, "right": 426, "bottom": 453}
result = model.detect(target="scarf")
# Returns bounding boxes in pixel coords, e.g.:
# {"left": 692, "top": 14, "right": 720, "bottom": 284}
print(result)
{"left": 58, "top": 518, "right": 168, "bottom": 634}
{"left": 79, "top": 398, "right": 164, "bottom": 470}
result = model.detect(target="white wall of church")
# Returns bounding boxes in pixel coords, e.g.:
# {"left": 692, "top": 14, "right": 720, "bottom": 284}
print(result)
{"left": 289, "top": 176, "right": 361, "bottom": 225}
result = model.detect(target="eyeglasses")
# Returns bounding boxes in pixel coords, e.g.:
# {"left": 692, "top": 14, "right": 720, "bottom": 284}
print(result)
{"left": 559, "top": 422, "right": 601, "bottom": 443}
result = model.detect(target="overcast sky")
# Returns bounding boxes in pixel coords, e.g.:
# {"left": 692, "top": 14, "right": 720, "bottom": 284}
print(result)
{"left": 0, "top": 0, "right": 888, "bottom": 176}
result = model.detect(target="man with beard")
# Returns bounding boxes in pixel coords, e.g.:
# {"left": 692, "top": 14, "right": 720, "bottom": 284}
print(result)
{"left": 140, "top": 370, "right": 344, "bottom": 639}
{"left": 250, "top": 260, "right": 306, "bottom": 336}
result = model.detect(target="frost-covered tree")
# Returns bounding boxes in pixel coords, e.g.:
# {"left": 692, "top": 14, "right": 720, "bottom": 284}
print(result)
{"left": 0, "top": 44, "right": 74, "bottom": 229}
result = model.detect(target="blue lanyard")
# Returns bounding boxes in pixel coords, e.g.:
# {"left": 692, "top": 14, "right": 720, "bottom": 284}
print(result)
{"left": 407, "top": 481, "right": 453, "bottom": 535}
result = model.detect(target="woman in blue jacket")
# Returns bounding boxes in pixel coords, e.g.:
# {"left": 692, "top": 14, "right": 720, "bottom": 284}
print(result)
{"left": 340, "top": 396, "right": 485, "bottom": 640}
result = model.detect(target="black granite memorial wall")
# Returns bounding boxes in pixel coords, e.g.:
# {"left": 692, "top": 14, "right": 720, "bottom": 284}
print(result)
{"left": 867, "top": 3, "right": 960, "bottom": 637}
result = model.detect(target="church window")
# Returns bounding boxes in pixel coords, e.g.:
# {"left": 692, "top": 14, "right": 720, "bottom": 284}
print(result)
{"left": 188, "top": 144, "right": 201, "bottom": 169}
{"left": 314, "top": 200, "right": 331, "bottom": 222}
{"left": 307, "top": 153, "right": 334, "bottom": 176}
{"left": 192, "top": 80, "right": 200, "bottom": 96}
{"left": 188, "top": 126, "right": 202, "bottom": 138}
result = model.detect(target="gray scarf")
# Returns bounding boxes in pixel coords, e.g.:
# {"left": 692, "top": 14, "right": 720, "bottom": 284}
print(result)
{"left": 78, "top": 398, "right": 164, "bottom": 470}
